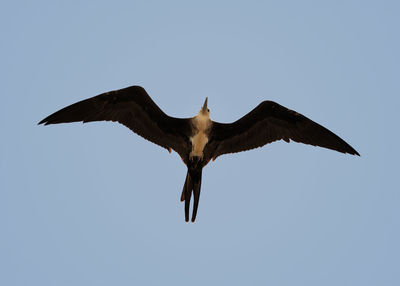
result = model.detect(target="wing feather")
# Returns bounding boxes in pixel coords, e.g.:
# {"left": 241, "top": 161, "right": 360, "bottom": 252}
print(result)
{"left": 38, "top": 86, "right": 191, "bottom": 157}
{"left": 208, "top": 101, "right": 359, "bottom": 159}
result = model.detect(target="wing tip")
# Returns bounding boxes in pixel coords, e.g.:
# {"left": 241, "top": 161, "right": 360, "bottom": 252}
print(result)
{"left": 38, "top": 117, "right": 57, "bottom": 126}
{"left": 343, "top": 142, "right": 360, "bottom": 157}
{"left": 38, "top": 118, "right": 48, "bottom": 125}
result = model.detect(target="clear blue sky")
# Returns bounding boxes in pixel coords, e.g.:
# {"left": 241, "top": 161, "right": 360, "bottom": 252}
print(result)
{"left": 1, "top": 1, "right": 399, "bottom": 285}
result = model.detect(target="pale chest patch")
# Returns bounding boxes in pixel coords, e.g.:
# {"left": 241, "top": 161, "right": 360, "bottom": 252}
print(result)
{"left": 190, "top": 113, "right": 211, "bottom": 158}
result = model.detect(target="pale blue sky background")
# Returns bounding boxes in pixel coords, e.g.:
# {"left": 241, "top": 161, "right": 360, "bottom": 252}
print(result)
{"left": 1, "top": 1, "right": 399, "bottom": 285}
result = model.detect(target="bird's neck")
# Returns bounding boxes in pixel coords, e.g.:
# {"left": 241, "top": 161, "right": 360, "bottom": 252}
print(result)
{"left": 193, "top": 112, "right": 211, "bottom": 131}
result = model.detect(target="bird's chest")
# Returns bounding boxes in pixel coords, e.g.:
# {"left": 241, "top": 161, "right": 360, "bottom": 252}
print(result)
{"left": 189, "top": 115, "right": 211, "bottom": 157}
{"left": 190, "top": 132, "right": 208, "bottom": 153}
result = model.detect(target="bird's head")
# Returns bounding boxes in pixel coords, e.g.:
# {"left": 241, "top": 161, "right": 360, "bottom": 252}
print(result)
{"left": 200, "top": 97, "right": 210, "bottom": 115}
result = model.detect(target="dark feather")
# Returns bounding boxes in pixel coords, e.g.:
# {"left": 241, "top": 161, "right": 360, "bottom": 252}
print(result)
{"left": 207, "top": 101, "right": 359, "bottom": 160}
{"left": 38, "top": 86, "right": 191, "bottom": 158}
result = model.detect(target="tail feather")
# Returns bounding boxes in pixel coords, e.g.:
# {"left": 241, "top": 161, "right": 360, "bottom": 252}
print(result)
{"left": 191, "top": 178, "right": 202, "bottom": 223}
{"left": 181, "top": 160, "right": 203, "bottom": 223}
{"left": 184, "top": 174, "right": 192, "bottom": 222}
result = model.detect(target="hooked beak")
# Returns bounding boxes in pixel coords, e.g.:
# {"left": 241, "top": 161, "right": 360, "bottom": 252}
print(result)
{"left": 201, "top": 97, "right": 208, "bottom": 113}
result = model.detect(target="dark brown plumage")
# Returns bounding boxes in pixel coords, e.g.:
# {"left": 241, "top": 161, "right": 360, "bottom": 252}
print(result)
{"left": 39, "top": 86, "right": 192, "bottom": 158}
{"left": 204, "top": 101, "right": 359, "bottom": 162}
{"left": 39, "top": 85, "right": 359, "bottom": 222}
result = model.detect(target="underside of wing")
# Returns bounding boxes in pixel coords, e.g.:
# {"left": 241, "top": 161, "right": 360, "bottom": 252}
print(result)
{"left": 39, "top": 85, "right": 191, "bottom": 156}
{"left": 208, "top": 101, "right": 359, "bottom": 160}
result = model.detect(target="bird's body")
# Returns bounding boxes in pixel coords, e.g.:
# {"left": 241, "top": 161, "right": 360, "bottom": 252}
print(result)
{"left": 39, "top": 85, "right": 359, "bottom": 222}
{"left": 190, "top": 108, "right": 212, "bottom": 159}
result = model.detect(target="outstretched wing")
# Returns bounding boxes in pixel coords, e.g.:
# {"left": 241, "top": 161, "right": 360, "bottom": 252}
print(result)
{"left": 39, "top": 85, "right": 191, "bottom": 157}
{"left": 208, "top": 100, "right": 359, "bottom": 160}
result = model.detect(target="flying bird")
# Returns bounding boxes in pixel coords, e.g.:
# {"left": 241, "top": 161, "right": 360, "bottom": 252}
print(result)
{"left": 39, "top": 85, "right": 359, "bottom": 222}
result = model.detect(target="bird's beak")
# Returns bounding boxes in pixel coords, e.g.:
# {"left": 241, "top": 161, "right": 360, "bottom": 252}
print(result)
{"left": 201, "top": 97, "right": 208, "bottom": 113}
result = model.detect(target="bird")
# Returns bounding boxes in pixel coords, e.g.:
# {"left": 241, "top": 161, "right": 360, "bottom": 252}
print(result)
{"left": 38, "top": 85, "right": 359, "bottom": 222}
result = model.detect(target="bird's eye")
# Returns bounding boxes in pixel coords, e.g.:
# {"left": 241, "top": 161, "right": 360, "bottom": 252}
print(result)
{"left": 207, "top": 108, "right": 210, "bottom": 112}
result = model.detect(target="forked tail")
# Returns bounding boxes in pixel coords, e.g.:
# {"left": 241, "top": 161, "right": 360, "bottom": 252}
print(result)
{"left": 180, "top": 159, "right": 203, "bottom": 222}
